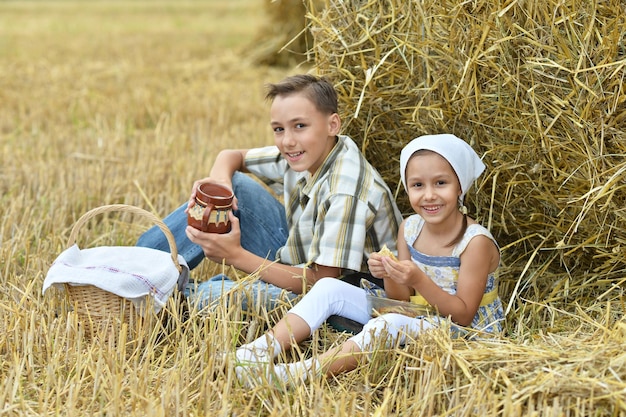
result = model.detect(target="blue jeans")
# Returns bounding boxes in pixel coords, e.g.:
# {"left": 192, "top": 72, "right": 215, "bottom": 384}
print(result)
{"left": 184, "top": 274, "right": 299, "bottom": 312}
{"left": 137, "top": 172, "right": 291, "bottom": 311}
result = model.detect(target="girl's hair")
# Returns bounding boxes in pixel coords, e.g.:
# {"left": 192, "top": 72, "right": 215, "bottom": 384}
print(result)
{"left": 264, "top": 74, "right": 338, "bottom": 115}
{"left": 409, "top": 150, "right": 467, "bottom": 247}
{"left": 451, "top": 204, "right": 468, "bottom": 247}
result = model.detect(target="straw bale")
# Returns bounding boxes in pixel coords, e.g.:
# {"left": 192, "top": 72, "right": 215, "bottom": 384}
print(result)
{"left": 305, "top": 0, "right": 626, "bottom": 310}
{"left": 245, "top": 0, "right": 325, "bottom": 66}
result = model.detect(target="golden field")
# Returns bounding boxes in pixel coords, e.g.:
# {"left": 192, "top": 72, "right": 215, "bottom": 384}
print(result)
{"left": 1, "top": 1, "right": 626, "bottom": 416}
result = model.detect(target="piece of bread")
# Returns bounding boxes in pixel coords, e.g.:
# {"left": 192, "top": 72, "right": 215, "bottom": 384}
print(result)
{"left": 378, "top": 244, "right": 398, "bottom": 261}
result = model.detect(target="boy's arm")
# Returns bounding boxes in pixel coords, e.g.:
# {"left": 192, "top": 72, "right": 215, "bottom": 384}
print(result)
{"left": 188, "top": 149, "right": 249, "bottom": 209}
{"left": 186, "top": 212, "right": 342, "bottom": 294}
{"left": 208, "top": 149, "right": 249, "bottom": 183}
{"left": 229, "top": 251, "right": 341, "bottom": 294}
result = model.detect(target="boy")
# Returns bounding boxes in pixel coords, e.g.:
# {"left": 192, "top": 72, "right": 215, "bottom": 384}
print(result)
{"left": 137, "top": 74, "right": 403, "bottom": 311}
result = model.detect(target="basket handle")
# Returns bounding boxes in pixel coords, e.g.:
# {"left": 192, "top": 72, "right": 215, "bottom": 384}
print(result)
{"left": 67, "top": 204, "right": 182, "bottom": 273}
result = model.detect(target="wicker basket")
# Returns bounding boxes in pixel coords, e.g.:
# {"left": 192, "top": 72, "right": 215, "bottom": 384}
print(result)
{"left": 64, "top": 204, "right": 182, "bottom": 345}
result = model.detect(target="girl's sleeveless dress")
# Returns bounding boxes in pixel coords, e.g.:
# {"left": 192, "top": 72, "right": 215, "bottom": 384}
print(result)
{"left": 402, "top": 214, "right": 505, "bottom": 335}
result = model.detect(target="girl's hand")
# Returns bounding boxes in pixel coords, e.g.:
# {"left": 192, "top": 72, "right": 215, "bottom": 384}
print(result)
{"left": 367, "top": 252, "right": 388, "bottom": 279}
{"left": 381, "top": 257, "right": 422, "bottom": 287}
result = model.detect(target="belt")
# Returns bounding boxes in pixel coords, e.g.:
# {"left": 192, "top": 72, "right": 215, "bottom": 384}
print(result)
{"left": 410, "top": 287, "right": 499, "bottom": 307}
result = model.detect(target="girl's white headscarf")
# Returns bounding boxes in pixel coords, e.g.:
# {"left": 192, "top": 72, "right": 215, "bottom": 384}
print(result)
{"left": 400, "top": 134, "right": 485, "bottom": 203}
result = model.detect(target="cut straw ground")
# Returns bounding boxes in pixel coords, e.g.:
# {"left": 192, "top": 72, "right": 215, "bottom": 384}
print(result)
{"left": 3, "top": 0, "right": 626, "bottom": 415}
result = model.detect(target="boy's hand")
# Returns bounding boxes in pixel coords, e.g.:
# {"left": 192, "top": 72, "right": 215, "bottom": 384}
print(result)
{"left": 185, "top": 211, "right": 242, "bottom": 264}
{"left": 186, "top": 177, "right": 238, "bottom": 212}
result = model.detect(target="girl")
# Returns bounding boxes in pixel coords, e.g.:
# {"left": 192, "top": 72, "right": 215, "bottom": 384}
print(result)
{"left": 233, "top": 134, "right": 505, "bottom": 386}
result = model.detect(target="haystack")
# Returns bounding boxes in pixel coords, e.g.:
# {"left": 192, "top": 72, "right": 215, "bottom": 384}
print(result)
{"left": 245, "top": 0, "right": 325, "bottom": 66}
{"left": 305, "top": 0, "right": 626, "bottom": 310}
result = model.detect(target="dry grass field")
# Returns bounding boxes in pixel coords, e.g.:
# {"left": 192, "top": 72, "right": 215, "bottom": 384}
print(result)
{"left": 2, "top": 1, "right": 626, "bottom": 416}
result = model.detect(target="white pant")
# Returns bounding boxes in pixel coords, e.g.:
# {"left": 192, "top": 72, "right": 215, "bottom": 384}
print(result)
{"left": 289, "top": 278, "right": 437, "bottom": 351}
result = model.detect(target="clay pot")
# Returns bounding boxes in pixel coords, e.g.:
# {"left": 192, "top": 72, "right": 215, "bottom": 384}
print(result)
{"left": 187, "top": 183, "right": 233, "bottom": 233}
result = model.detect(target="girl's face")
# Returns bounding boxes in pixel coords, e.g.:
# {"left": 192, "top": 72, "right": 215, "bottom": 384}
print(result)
{"left": 405, "top": 151, "right": 462, "bottom": 225}
{"left": 270, "top": 93, "right": 340, "bottom": 174}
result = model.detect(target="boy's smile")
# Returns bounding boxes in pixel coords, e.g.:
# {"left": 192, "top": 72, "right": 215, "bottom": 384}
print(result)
{"left": 270, "top": 93, "right": 340, "bottom": 174}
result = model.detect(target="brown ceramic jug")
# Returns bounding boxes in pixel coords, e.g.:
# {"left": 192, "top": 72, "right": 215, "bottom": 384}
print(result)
{"left": 187, "top": 183, "right": 234, "bottom": 233}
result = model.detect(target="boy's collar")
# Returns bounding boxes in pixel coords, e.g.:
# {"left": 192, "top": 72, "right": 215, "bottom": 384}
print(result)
{"left": 301, "top": 135, "right": 343, "bottom": 193}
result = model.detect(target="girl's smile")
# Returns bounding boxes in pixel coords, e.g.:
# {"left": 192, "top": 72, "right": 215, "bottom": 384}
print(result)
{"left": 421, "top": 204, "right": 443, "bottom": 213}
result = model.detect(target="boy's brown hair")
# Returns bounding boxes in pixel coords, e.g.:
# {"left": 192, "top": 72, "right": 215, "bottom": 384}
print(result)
{"left": 265, "top": 74, "right": 338, "bottom": 115}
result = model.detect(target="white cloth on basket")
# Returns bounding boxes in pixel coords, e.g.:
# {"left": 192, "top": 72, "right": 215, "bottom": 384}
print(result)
{"left": 42, "top": 244, "right": 188, "bottom": 314}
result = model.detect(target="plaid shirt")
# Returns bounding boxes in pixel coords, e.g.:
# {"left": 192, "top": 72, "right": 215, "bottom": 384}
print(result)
{"left": 245, "top": 135, "right": 402, "bottom": 273}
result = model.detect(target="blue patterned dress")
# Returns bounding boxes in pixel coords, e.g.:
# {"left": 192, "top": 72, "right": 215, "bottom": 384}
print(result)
{"left": 401, "top": 214, "right": 505, "bottom": 334}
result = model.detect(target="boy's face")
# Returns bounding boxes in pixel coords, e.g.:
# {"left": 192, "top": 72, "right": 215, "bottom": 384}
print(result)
{"left": 270, "top": 92, "right": 340, "bottom": 174}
